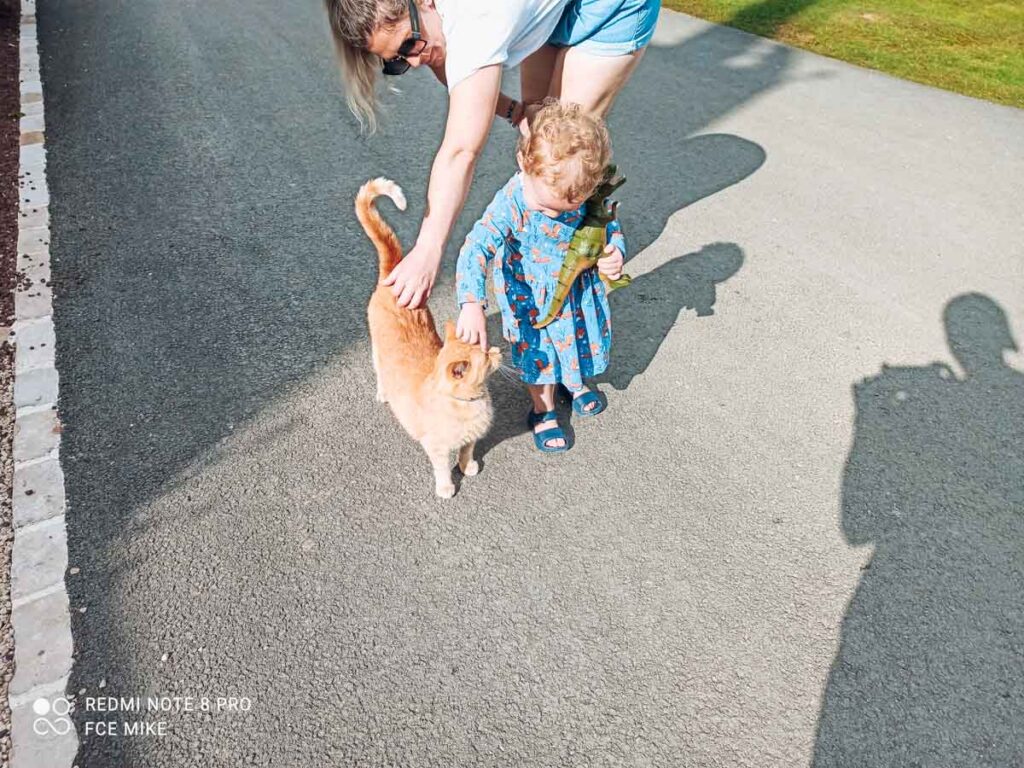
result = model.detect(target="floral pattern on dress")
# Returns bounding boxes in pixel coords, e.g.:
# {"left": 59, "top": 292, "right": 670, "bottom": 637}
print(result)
{"left": 455, "top": 173, "right": 625, "bottom": 389}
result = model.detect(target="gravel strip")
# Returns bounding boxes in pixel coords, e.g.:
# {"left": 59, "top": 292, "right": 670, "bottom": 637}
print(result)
{"left": 0, "top": 349, "right": 12, "bottom": 768}
{"left": 0, "top": 0, "right": 22, "bottom": 765}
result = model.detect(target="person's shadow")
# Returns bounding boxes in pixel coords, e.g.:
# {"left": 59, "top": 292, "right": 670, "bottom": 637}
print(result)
{"left": 813, "top": 293, "right": 1024, "bottom": 767}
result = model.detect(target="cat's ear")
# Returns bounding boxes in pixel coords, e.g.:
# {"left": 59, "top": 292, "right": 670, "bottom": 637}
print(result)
{"left": 448, "top": 360, "right": 469, "bottom": 380}
{"left": 487, "top": 347, "right": 502, "bottom": 372}
{"left": 443, "top": 321, "right": 457, "bottom": 341}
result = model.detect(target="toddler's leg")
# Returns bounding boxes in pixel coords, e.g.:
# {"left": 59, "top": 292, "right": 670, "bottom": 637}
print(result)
{"left": 528, "top": 383, "right": 557, "bottom": 414}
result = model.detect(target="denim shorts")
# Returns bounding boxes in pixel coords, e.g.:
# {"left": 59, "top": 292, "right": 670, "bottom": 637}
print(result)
{"left": 548, "top": 0, "right": 661, "bottom": 57}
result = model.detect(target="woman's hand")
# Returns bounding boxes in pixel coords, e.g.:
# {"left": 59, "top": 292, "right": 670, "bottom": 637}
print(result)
{"left": 597, "top": 243, "right": 624, "bottom": 281}
{"left": 383, "top": 242, "right": 443, "bottom": 308}
{"left": 456, "top": 301, "right": 488, "bottom": 350}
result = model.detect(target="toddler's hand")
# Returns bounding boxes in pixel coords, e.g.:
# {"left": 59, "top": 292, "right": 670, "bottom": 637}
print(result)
{"left": 598, "top": 244, "right": 624, "bottom": 281}
{"left": 457, "top": 302, "right": 488, "bottom": 350}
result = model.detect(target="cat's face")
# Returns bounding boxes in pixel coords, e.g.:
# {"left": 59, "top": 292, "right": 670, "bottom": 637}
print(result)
{"left": 436, "top": 322, "right": 502, "bottom": 401}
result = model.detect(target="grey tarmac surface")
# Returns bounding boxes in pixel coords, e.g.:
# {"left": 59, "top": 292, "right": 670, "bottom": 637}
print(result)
{"left": 38, "top": 0, "right": 1024, "bottom": 766}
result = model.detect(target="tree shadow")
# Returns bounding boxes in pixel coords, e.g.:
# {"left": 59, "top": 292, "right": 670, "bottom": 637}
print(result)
{"left": 813, "top": 293, "right": 1024, "bottom": 767}
{"left": 729, "top": 0, "right": 823, "bottom": 37}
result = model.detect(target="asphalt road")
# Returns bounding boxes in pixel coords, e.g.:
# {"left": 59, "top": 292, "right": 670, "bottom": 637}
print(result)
{"left": 38, "top": 1, "right": 1024, "bottom": 766}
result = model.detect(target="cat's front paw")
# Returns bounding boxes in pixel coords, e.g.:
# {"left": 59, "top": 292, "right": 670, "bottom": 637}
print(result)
{"left": 435, "top": 482, "right": 456, "bottom": 499}
{"left": 460, "top": 460, "right": 479, "bottom": 477}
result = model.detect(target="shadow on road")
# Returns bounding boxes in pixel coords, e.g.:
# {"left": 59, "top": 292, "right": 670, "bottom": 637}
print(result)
{"left": 813, "top": 293, "right": 1024, "bottom": 767}
{"left": 729, "top": 0, "right": 822, "bottom": 37}
{"left": 48, "top": 4, "right": 789, "bottom": 541}
{"left": 602, "top": 241, "right": 744, "bottom": 391}
{"left": 479, "top": 241, "right": 744, "bottom": 456}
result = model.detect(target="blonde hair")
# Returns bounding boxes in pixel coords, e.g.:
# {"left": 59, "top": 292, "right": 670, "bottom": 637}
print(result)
{"left": 324, "top": 0, "right": 408, "bottom": 133}
{"left": 517, "top": 100, "right": 612, "bottom": 203}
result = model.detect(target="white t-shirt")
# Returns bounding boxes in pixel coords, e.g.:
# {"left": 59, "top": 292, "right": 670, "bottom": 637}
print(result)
{"left": 437, "top": 0, "right": 570, "bottom": 92}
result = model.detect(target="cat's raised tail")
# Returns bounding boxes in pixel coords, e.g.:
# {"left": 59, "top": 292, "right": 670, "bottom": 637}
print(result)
{"left": 355, "top": 177, "right": 408, "bottom": 281}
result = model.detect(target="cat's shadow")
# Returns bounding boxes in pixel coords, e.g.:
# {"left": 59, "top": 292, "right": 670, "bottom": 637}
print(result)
{"left": 474, "top": 241, "right": 744, "bottom": 461}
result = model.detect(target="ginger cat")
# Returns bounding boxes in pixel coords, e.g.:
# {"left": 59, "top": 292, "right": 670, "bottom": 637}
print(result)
{"left": 358, "top": 178, "right": 502, "bottom": 498}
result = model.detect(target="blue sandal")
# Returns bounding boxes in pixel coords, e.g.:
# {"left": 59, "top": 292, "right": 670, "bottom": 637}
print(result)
{"left": 558, "top": 384, "right": 605, "bottom": 417}
{"left": 527, "top": 409, "right": 570, "bottom": 453}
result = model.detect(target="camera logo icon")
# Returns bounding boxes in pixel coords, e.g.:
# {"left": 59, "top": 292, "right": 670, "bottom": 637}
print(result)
{"left": 32, "top": 697, "right": 73, "bottom": 736}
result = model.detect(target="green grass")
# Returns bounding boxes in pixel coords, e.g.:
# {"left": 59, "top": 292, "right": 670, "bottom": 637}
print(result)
{"left": 663, "top": 0, "right": 1024, "bottom": 107}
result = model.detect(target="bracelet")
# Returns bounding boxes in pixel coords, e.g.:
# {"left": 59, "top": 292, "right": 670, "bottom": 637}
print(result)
{"left": 505, "top": 99, "right": 518, "bottom": 124}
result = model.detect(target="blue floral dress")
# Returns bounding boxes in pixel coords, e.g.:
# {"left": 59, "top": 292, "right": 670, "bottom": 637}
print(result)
{"left": 455, "top": 173, "right": 625, "bottom": 390}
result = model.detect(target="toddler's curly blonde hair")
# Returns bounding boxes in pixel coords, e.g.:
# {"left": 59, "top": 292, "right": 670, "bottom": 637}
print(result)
{"left": 517, "top": 100, "right": 612, "bottom": 204}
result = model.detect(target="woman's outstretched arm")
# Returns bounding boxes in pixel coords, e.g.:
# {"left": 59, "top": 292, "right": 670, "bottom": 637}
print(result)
{"left": 383, "top": 64, "right": 502, "bottom": 308}
{"left": 432, "top": 64, "right": 524, "bottom": 125}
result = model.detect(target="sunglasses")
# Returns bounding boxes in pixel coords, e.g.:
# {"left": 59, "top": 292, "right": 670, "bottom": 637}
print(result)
{"left": 381, "top": 0, "right": 427, "bottom": 76}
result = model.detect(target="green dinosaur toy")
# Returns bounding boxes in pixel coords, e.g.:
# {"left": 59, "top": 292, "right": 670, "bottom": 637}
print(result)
{"left": 532, "top": 165, "right": 632, "bottom": 330}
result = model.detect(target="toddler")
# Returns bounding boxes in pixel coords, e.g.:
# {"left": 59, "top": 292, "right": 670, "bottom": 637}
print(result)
{"left": 455, "top": 101, "right": 625, "bottom": 452}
